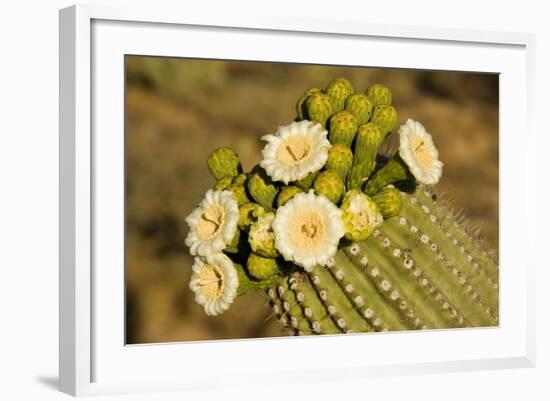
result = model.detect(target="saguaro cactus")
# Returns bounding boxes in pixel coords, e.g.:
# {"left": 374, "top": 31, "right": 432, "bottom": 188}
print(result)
{"left": 184, "top": 77, "right": 498, "bottom": 336}
{"left": 268, "top": 187, "right": 498, "bottom": 334}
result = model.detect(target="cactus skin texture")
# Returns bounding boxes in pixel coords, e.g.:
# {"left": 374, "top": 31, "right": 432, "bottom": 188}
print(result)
{"left": 268, "top": 187, "right": 499, "bottom": 335}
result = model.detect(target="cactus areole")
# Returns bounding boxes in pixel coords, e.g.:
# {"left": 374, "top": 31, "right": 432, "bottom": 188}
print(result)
{"left": 185, "top": 77, "right": 499, "bottom": 335}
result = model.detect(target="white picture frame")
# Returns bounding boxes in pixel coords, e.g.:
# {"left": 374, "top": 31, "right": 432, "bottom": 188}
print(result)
{"left": 59, "top": 3, "right": 536, "bottom": 397}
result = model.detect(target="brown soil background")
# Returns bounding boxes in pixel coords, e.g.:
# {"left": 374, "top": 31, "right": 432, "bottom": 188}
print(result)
{"left": 125, "top": 56, "right": 499, "bottom": 344}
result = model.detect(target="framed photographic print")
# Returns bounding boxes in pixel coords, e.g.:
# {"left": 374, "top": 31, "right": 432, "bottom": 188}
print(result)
{"left": 59, "top": 4, "right": 536, "bottom": 397}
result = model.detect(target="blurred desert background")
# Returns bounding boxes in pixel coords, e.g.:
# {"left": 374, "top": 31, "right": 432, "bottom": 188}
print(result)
{"left": 125, "top": 56, "right": 499, "bottom": 344}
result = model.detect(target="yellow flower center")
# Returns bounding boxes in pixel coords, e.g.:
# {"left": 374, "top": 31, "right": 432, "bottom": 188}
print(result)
{"left": 289, "top": 210, "right": 328, "bottom": 252}
{"left": 197, "top": 264, "right": 225, "bottom": 301}
{"left": 356, "top": 209, "right": 374, "bottom": 231}
{"left": 197, "top": 204, "right": 225, "bottom": 240}
{"left": 276, "top": 136, "right": 312, "bottom": 166}
{"left": 411, "top": 136, "right": 433, "bottom": 171}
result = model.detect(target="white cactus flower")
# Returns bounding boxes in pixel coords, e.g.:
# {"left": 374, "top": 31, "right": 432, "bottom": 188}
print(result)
{"left": 185, "top": 189, "right": 239, "bottom": 257}
{"left": 260, "top": 120, "right": 331, "bottom": 184}
{"left": 398, "top": 119, "right": 443, "bottom": 185}
{"left": 189, "top": 253, "right": 239, "bottom": 316}
{"left": 272, "top": 190, "right": 344, "bottom": 271}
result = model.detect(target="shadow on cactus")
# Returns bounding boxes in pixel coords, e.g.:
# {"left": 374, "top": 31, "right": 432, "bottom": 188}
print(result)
{"left": 184, "top": 77, "right": 499, "bottom": 335}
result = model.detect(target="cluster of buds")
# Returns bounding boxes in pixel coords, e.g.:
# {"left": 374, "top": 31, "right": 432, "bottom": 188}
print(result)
{"left": 184, "top": 78, "right": 443, "bottom": 316}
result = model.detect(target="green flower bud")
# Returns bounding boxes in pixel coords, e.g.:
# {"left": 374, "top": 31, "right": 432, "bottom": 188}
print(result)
{"left": 296, "top": 88, "right": 322, "bottom": 120}
{"left": 328, "top": 111, "right": 358, "bottom": 147}
{"left": 305, "top": 92, "right": 333, "bottom": 127}
{"left": 248, "top": 212, "right": 278, "bottom": 258}
{"left": 370, "top": 105, "right": 397, "bottom": 135}
{"left": 276, "top": 185, "right": 302, "bottom": 207}
{"left": 326, "top": 144, "right": 353, "bottom": 183}
{"left": 345, "top": 93, "right": 373, "bottom": 125}
{"left": 207, "top": 147, "right": 242, "bottom": 180}
{"left": 235, "top": 263, "right": 281, "bottom": 295}
{"left": 213, "top": 176, "right": 233, "bottom": 191}
{"left": 347, "top": 123, "right": 384, "bottom": 190}
{"left": 341, "top": 190, "right": 383, "bottom": 241}
{"left": 227, "top": 183, "right": 249, "bottom": 206}
{"left": 347, "top": 163, "right": 370, "bottom": 191}
{"left": 247, "top": 253, "right": 279, "bottom": 280}
{"left": 313, "top": 169, "right": 344, "bottom": 204}
{"left": 295, "top": 171, "right": 319, "bottom": 191}
{"left": 247, "top": 167, "right": 278, "bottom": 211}
{"left": 326, "top": 77, "right": 354, "bottom": 112}
{"left": 232, "top": 173, "right": 248, "bottom": 186}
{"left": 366, "top": 83, "right": 392, "bottom": 106}
{"left": 371, "top": 187, "right": 402, "bottom": 218}
{"left": 225, "top": 229, "right": 247, "bottom": 254}
{"left": 364, "top": 156, "right": 413, "bottom": 196}
{"left": 238, "top": 202, "right": 265, "bottom": 232}
{"left": 353, "top": 123, "right": 384, "bottom": 165}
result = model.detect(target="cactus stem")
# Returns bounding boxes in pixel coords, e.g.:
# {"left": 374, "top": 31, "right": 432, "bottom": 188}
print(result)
{"left": 268, "top": 286, "right": 292, "bottom": 331}
{"left": 364, "top": 231, "right": 470, "bottom": 328}
{"left": 382, "top": 216, "right": 498, "bottom": 326}
{"left": 292, "top": 271, "right": 340, "bottom": 334}
{"left": 349, "top": 241, "right": 452, "bottom": 329}
{"left": 331, "top": 250, "right": 405, "bottom": 331}
{"left": 400, "top": 192, "right": 499, "bottom": 309}
{"left": 307, "top": 264, "right": 371, "bottom": 333}
{"left": 413, "top": 189, "right": 499, "bottom": 276}
{"left": 278, "top": 275, "right": 314, "bottom": 335}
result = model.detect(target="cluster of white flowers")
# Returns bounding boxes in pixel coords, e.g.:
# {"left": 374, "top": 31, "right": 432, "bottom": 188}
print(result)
{"left": 184, "top": 117, "right": 443, "bottom": 316}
